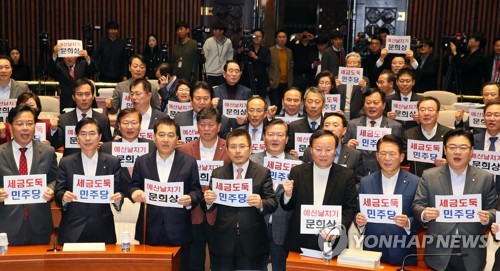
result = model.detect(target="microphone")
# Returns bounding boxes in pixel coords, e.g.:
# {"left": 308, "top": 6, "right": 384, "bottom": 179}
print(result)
{"left": 47, "top": 227, "right": 60, "bottom": 252}
{"left": 397, "top": 252, "right": 466, "bottom": 271}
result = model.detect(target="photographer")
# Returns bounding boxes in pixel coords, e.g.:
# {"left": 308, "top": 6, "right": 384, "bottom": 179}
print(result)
{"left": 289, "top": 28, "right": 317, "bottom": 91}
{"left": 236, "top": 28, "right": 270, "bottom": 99}
{"left": 171, "top": 21, "right": 198, "bottom": 82}
{"left": 450, "top": 32, "right": 486, "bottom": 95}
{"left": 415, "top": 39, "right": 439, "bottom": 92}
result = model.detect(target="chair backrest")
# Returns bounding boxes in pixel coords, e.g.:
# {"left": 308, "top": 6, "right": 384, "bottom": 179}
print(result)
{"left": 38, "top": 96, "right": 60, "bottom": 119}
{"left": 438, "top": 110, "right": 468, "bottom": 128}
{"left": 422, "top": 91, "right": 458, "bottom": 110}
{"left": 98, "top": 88, "right": 114, "bottom": 98}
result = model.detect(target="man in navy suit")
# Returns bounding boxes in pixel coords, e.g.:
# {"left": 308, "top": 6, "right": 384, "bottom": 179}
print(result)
{"left": 355, "top": 134, "right": 421, "bottom": 266}
{"left": 55, "top": 118, "right": 123, "bottom": 244}
{"left": 129, "top": 118, "right": 201, "bottom": 271}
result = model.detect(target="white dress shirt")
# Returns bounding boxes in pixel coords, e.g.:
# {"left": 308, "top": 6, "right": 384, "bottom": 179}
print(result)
{"left": 200, "top": 138, "right": 218, "bottom": 161}
{"left": 141, "top": 106, "right": 153, "bottom": 130}
{"left": 156, "top": 150, "right": 175, "bottom": 183}
{"left": 13, "top": 140, "right": 33, "bottom": 174}
{"left": 82, "top": 151, "right": 98, "bottom": 176}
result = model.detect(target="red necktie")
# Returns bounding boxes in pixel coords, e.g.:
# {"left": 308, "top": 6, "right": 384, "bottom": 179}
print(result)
{"left": 19, "top": 147, "right": 28, "bottom": 219}
{"left": 236, "top": 167, "right": 243, "bottom": 179}
{"left": 69, "top": 66, "right": 75, "bottom": 80}
{"left": 82, "top": 113, "right": 87, "bottom": 119}
{"left": 494, "top": 58, "right": 500, "bottom": 82}
{"left": 370, "top": 120, "right": 376, "bottom": 127}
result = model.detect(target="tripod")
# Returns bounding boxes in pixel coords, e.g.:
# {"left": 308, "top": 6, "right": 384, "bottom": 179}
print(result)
{"left": 240, "top": 51, "right": 257, "bottom": 96}
{"left": 443, "top": 57, "right": 463, "bottom": 102}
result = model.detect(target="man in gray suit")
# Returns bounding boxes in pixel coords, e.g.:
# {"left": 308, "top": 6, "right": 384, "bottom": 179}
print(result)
{"left": 0, "top": 56, "right": 30, "bottom": 126}
{"left": 344, "top": 88, "right": 403, "bottom": 174}
{"left": 321, "top": 31, "right": 346, "bottom": 76}
{"left": 0, "top": 105, "right": 58, "bottom": 245}
{"left": 413, "top": 128, "right": 497, "bottom": 271}
{"left": 249, "top": 118, "right": 299, "bottom": 271}
{"left": 105, "top": 54, "right": 160, "bottom": 114}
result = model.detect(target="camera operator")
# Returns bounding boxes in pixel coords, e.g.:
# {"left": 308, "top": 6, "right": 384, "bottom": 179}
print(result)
{"left": 450, "top": 32, "right": 486, "bottom": 95}
{"left": 172, "top": 21, "right": 198, "bottom": 82}
{"left": 93, "top": 21, "right": 128, "bottom": 83}
{"left": 236, "top": 28, "right": 270, "bottom": 99}
{"left": 202, "top": 20, "right": 234, "bottom": 87}
{"left": 415, "top": 39, "right": 439, "bottom": 92}
{"left": 289, "top": 28, "right": 317, "bottom": 91}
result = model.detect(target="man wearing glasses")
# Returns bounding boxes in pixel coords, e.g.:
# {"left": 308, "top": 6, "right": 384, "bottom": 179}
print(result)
{"left": 404, "top": 97, "right": 451, "bottom": 177}
{"left": 212, "top": 61, "right": 253, "bottom": 114}
{"left": 204, "top": 129, "right": 277, "bottom": 270}
{"left": 386, "top": 68, "right": 423, "bottom": 130}
{"left": 413, "top": 128, "right": 497, "bottom": 271}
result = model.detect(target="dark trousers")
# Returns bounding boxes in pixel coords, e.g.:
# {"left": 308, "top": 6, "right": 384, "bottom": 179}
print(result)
{"left": 269, "top": 83, "right": 288, "bottom": 114}
{"left": 212, "top": 235, "right": 268, "bottom": 271}
{"left": 267, "top": 224, "right": 288, "bottom": 271}
{"left": 443, "top": 248, "right": 467, "bottom": 271}
{"left": 190, "top": 220, "right": 215, "bottom": 271}
{"left": 152, "top": 223, "right": 191, "bottom": 271}
{"left": 9, "top": 219, "right": 51, "bottom": 246}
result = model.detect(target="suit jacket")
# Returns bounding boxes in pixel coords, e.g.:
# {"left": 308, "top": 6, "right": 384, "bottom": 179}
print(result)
{"left": 177, "top": 138, "right": 230, "bottom": 225}
{"left": 108, "top": 78, "right": 161, "bottom": 115}
{"left": 386, "top": 91, "right": 423, "bottom": 130}
{"left": 281, "top": 162, "right": 358, "bottom": 252}
{"left": 213, "top": 83, "right": 253, "bottom": 114}
{"left": 207, "top": 161, "right": 277, "bottom": 256}
{"left": 51, "top": 109, "right": 112, "bottom": 156}
{"left": 474, "top": 131, "right": 500, "bottom": 194}
{"left": 129, "top": 150, "right": 201, "bottom": 245}
{"left": 415, "top": 54, "right": 439, "bottom": 92}
{"left": 286, "top": 116, "right": 322, "bottom": 151}
{"left": 302, "top": 144, "right": 366, "bottom": 185}
{"left": 358, "top": 169, "right": 421, "bottom": 266}
{"left": 0, "top": 141, "right": 58, "bottom": 245}
{"left": 55, "top": 152, "right": 122, "bottom": 244}
{"left": 452, "top": 50, "right": 485, "bottom": 95}
{"left": 344, "top": 116, "right": 403, "bottom": 174}
{"left": 174, "top": 109, "right": 231, "bottom": 139}
{"left": 268, "top": 45, "right": 293, "bottom": 89}
{"left": 321, "top": 46, "right": 346, "bottom": 76}
{"left": 158, "top": 77, "right": 180, "bottom": 112}
{"left": 113, "top": 108, "right": 168, "bottom": 137}
{"left": 250, "top": 151, "right": 298, "bottom": 245}
{"left": 47, "top": 58, "right": 97, "bottom": 112}
{"left": 8, "top": 79, "right": 30, "bottom": 98}
{"left": 413, "top": 165, "right": 497, "bottom": 271}
{"left": 100, "top": 138, "right": 156, "bottom": 199}
{"left": 484, "top": 54, "right": 499, "bottom": 83}
{"left": 333, "top": 76, "right": 370, "bottom": 120}
{"left": 238, "top": 123, "right": 264, "bottom": 141}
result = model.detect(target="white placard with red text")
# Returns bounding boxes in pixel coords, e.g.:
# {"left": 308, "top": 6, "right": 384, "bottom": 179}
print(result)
{"left": 386, "top": 35, "right": 411, "bottom": 54}
{"left": 167, "top": 101, "right": 192, "bottom": 119}
{"left": 212, "top": 178, "right": 252, "bottom": 207}
{"left": 294, "top": 133, "right": 312, "bottom": 156}
{"left": 144, "top": 179, "right": 184, "bottom": 208}
{"left": 222, "top": 100, "right": 247, "bottom": 118}
{"left": 338, "top": 67, "right": 363, "bottom": 85}
{"left": 138, "top": 129, "right": 154, "bottom": 140}
{"left": 3, "top": 174, "right": 47, "bottom": 205}
{"left": 435, "top": 194, "right": 481, "bottom": 223}
{"left": 407, "top": 139, "right": 443, "bottom": 164}
{"left": 300, "top": 205, "right": 342, "bottom": 234}
{"left": 57, "top": 40, "right": 83, "bottom": 57}
{"left": 180, "top": 126, "right": 199, "bottom": 143}
{"left": 251, "top": 140, "right": 266, "bottom": 154}
{"left": 111, "top": 142, "right": 149, "bottom": 168}
{"left": 35, "top": 123, "right": 46, "bottom": 142}
{"left": 392, "top": 100, "right": 418, "bottom": 121}
{"left": 263, "top": 157, "right": 303, "bottom": 185}
{"left": 324, "top": 94, "right": 341, "bottom": 113}
{"left": 121, "top": 93, "right": 133, "bottom": 110}
{"left": 359, "top": 194, "right": 402, "bottom": 224}
{"left": 356, "top": 127, "right": 391, "bottom": 151}
{"left": 468, "top": 108, "right": 486, "bottom": 128}
{"left": 65, "top": 125, "right": 79, "bottom": 148}
{"left": 197, "top": 160, "right": 224, "bottom": 186}
{"left": 72, "top": 174, "right": 114, "bottom": 204}
{"left": 470, "top": 150, "right": 500, "bottom": 176}
{"left": 0, "top": 99, "right": 17, "bottom": 120}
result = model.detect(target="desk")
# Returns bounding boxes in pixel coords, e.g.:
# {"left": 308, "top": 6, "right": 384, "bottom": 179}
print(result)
{"left": 286, "top": 252, "right": 431, "bottom": 271}
{"left": 0, "top": 244, "right": 180, "bottom": 271}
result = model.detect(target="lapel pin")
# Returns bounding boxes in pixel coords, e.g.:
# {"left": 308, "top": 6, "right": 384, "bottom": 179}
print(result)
{"left": 104, "top": 165, "right": 106, "bottom": 169}
{"left": 472, "top": 178, "right": 475, "bottom": 182}
{"left": 403, "top": 180, "right": 407, "bottom": 183}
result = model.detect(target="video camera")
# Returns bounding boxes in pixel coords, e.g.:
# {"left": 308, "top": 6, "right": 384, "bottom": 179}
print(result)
{"left": 410, "top": 37, "right": 423, "bottom": 52}
{"left": 352, "top": 32, "right": 371, "bottom": 58}
{"left": 442, "top": 33, "right": 468, "bottom": 53}
{"left": 40, "top": 32, "right": 49, "bottom": 47}
{"left": 240, "top": 30, "right": 258, "bottom": 55}
{"left": 125, "top": 37, "right": 134, "bottom": 55}
{"left": 193, "top": 25, "right": 210, "bottom": 49}
{"left": 160, "top": 43, "right": 168, "bottom": 63}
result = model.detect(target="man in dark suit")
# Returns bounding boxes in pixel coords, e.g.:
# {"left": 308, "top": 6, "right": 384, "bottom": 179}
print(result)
{"left": 213, "top": 61, "right": 253, "bottom": 114}
{"left": 286, "top": 87, "right": 325, "bottom": 152}
{"left": 249, "top": 118, "right": 299, "bottom": 271}
{"left": 100, "top": 108, "right": 155, "bottom": 198}
{"left": 355, "top": 135, "right": 421, "bottom": 266}
{"left": 50, "top": 78, "right": 112, "bottom": 156}
{"left": 129, "top": 118, "right": 201, "bottom": 271}
{"left": 404, "top": 97, "right": 451, "bottom": 177}
{"left": 204, "top": 129, "right": 277, "bottom": 270}
{"left": 415, "top": 39, "right": 439, "bottom": 92}
{"left": 278, "top": 88, "right": 303, "bottom": 118}
{"left": 473, "top": 100, "right": 500, "bottom": 194}
{"left": 237, "top": 97, "right": 268, "bottom": 141}
{"left": 48, "top": 44, "right": 97, "bottom": 112}
{"left": 55, "top": 118, "right": 123, "bottom": 244}
{"left": 386, "top": 68, "right": 423, "bottom": 130}
{"left": 413, "top": 129, "right": 497, "bottom": 271}
{"left": 484, "top": 38, "right": 500, "bottom": 83}
{"left": 333, "top": 52, "right": 369, "bottom": 120}
{"left": 455, "top": 82, "right": 499, "bottom": 134}
{"left": 174, "top": 81, "right": 232, "bottom": 139}
{"left": 177, "top": 107, "right": 230, "bottom": 271}
{"left": 302, "top": 112, "right": 366, "bottom": 185}
{"left": 0, "top": 105, "right": 58, "bottom": 245}
{"left": 362, "top": 36, "right": 383, "bottom": 87}
{"left": 156, "top": 62, "right": 180, "bottom": 111}
{"left": 377, "top": 70, "right": 398, "bottom": 112}
{"left": 344, "top": 88, "right": 403, "bottom": 174}
{"left": 113, "top": 78, "right": 168, "bottom": 137}
{"left": 321, "top": 31, "right": 346, "bottom": 76}
{"left": 281, "top": 129, "right": 358, "bottom": 251}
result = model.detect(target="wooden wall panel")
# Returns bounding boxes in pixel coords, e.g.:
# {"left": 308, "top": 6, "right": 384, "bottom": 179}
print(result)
{"left": 0, "top": 0, "right": 202, "bottom": 80}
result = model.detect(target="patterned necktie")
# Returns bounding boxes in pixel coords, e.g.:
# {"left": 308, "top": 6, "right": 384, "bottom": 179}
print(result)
{"left": 252, "top": 128, "right": 258, "bottom": 141}
{"left": 68, "top": 66, "right": 75, "bottom": 80}
{"left": 370, "top": 120, "right": 376, "bottom": 127}
{"left": 489, "top": 137, "right": 498, "bottom": 151}
{"left": 82, "top": 113, "right": 87, "bottom": 119}
{"left": 403, "top": 97, "right": 409, "bottom": 101}
{"left": 19, "top": 147, "right": 29, "bottom": 219}
{"left": 236, "top": 167, "right": 243, "bottom": 179}
{"left": 494, "top": 57, "right": 500, "bottom": 82}
{"left": 311, "top": 121, "right": 317, "bottom": 131}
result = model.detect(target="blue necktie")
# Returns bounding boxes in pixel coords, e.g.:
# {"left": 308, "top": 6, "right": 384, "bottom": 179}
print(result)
{"left": 403, "top": 97, "right": 409, "bottom": 101}
{"left": 489, "top": 137, "right": 498, "bottom": 151}
{"left": 311, "top": 121, "right": 317, "bottom": 131}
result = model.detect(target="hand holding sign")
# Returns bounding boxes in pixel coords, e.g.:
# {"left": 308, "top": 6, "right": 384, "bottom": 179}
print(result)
{"left": 393, "top": 214, "right": 409, "bottom": 228}
{"left": 423, "top": 207, "right": 440, "bottom": 221}
{"left": 246, "top": 194, "right": 262, "bottom": 209}
{"left": 477, "top": 210, "right": 490, "bottom": 225}
{"left": 62, "top": 190, "right": 78, "bottom": 203}
{"left": 131, "top": 190, "right": 146, "bottom": 203}
{"left": 110, "top": 192, "right": 123, "bottom": 205}
{"left": 204, "top": 189, "right": 216, "bottom": 205}
{"left": 178, "top": 195, "right": 192, "bottom": 207}
{"left": 283, "top": 179, "right": 294, "bottom": 197}
{"left": 43, "top": 187, "right": 55, "bottom": 201}
{"left": 355, "top": 212, "right": 367, "bottom": 227}
{"left": 0, "top": 188, "right": 7, "bottom": 202}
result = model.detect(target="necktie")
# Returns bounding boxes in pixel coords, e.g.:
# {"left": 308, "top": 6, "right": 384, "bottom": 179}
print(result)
{"left": 68, "top": 66, "right": 75, "bottom": 80}
{"left": 19, "top": 147, "right": 29, "bottom": 219}
{"left": 370, "top": 120, "right": 376, "bottom": 127}
{"left": 271, "top": 156, "right": 278, "bottom": 158}
{"left": 489, "top": 137, "right": 498, "bottom": 151}
{"left": 311, "top": 121, "right": 317, "bottom": 131}
{"left": 81, "top": 113, "right": 87, "bottom": 119}
{"left": 236, "top": 167, "right": 243, "bottom": 179}
{"left": 252, "top": 128, "right": 258, "bottom": 141}
{"left": 403, "top": 97, "right": 409, "bottom": 101}
{"left": 494, "top": 57, "right": 500, "bottom": 82}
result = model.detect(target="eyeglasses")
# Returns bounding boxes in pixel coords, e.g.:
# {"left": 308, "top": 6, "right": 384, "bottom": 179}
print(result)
{"left": 445, "top": 145, "right": 471, "bottom": 152}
